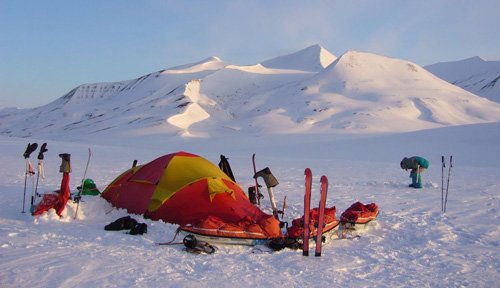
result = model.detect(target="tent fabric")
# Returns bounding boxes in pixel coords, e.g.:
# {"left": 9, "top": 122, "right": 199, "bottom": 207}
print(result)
{"left": 207, "top": 177, "right": 235, "bottom": 201}
{"left": 101, "top": 152, "right": 278, "bottom": 237}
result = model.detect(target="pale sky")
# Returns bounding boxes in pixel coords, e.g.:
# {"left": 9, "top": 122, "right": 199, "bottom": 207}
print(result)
{"left": 1, "top": 0, "right": 499, "bottom": 108}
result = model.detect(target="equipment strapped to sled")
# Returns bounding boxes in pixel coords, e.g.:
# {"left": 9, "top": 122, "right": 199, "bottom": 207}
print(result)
{"left": 333, "top": 228, "right": 361, "bottom": 240}
{"left": 183, "top": 234, "right": 217, "bottom": 254}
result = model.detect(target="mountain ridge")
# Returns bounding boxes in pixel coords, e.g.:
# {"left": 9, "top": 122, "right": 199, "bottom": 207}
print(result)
{"left": 425, "top": 57, "right": 500, "bottom": 102}
{"left": 2, "top": 45, "right": 500, "bottom": 140}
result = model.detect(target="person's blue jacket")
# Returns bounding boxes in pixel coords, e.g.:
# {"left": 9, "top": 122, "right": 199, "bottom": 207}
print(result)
{"left": 400, "top": 156, "right": 429, "bottom": 171}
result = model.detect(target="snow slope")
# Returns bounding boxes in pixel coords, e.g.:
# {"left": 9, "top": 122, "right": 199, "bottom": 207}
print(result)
{"left": 425, "top": 57, "right": 500, "bottom": 103}
{"left": 0, "top": 122, "right": 499, "bottom": 287}
{"left": 298, "top": 51, "right": 500, "bottom": 132}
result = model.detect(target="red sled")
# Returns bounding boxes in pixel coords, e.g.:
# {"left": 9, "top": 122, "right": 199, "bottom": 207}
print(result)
{"left": 339, "top": 201, "right": 378, "bottom": 230}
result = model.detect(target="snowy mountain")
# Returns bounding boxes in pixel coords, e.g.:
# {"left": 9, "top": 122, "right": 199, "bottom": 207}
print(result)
{"left": 425, "top": 57, "right": 500, "bottom": 103}
{"left": 2, "top": 46, "right": 500, "bottom": 141}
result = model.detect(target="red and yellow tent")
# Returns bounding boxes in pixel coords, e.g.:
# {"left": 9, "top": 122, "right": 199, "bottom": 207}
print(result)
{"left": 101, "top": 152, "right": 280, "bottom": 238}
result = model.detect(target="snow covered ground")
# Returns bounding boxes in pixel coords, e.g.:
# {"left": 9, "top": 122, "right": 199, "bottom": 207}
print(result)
{"left": 1, "top": 122, "right": 499, "bottom": 287}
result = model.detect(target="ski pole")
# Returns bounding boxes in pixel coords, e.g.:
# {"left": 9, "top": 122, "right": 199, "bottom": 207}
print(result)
{"left": 22, "top": 160, "right": 29, "bottom": 213}
{"left": 31, "top": 143, "right": 48, "bottom": 214}
{"left": 252, "top": 154, "right": 261, "bottom": 207}
{"left": 74, "top": 148, "right": 91, "bottom": 219}
{"left": 280, "top": 196, "right": 287, "bottom": 219}
{"left": 31, "top": 161, "right": 41, "bottom": 213}
{"left": 441, "top": 156, "right": 445, "bottom": 212}
{"left": 29, "top": 169, "right": 36, "bottom": 213}
{"left": 443, "top": 156, "right": 452, "bottom": 213}
{"left": 22, "top": 143, "right": 38, "bottom": 213}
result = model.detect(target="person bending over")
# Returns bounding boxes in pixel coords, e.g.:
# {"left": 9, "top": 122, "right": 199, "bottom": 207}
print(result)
{"left": 400, "top": 156, "right": 429, "bottom": 189}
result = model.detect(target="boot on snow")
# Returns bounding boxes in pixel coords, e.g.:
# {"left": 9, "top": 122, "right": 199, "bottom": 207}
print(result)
{"left": 104, "top": 216, "right": 138, "bottom": 231}
{"left": 410, "top": 172, "right": 422, "bottom": 189}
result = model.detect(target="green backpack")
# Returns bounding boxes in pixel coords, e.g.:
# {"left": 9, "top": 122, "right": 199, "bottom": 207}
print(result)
{"left": 81, "top": 178, "right": 100, "bottom": 196}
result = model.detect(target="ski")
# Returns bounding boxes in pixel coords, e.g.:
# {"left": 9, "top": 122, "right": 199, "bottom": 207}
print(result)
{"left": 281, "top": 195, "right": 287, "bottom": 220}
{"left": 303, "top": 168, "right": 312, "bottom": 256}
{"left": 74, "top": 148, "right": 92, "bottom": 219}
{"left": 252, "top": 153, "right": 262, "bottom": 206}
{"left": 443, "top": 156, "right": 452, "bottom": 213}
{"left": 22, "top": 143, "right": 38, "bottom": 213}
{"left": 31, "top": 143, "right": 48, "bottom": 214}
{"left": 315, "top": 175, "right": 328, "bottom": 257}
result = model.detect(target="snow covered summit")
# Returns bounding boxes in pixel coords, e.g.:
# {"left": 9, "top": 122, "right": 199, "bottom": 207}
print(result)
{"left": 261, "top": 44, "right": 336, "bottom": 72}
{"left": 297, "top": 51, "right": 500, "bottom": 132}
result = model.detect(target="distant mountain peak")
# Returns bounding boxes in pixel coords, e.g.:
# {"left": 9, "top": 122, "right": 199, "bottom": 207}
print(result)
{"left": 261, "top": 44, "right": 336, "bottom": 72}
{"left": 322, "top": 50, "right": 423, "bottom": 82}
{"left": 464, "top": 56, "right": 485, "bottom": 62}
{"left": 166, "top": 56, "right": 226, "bottom": 72}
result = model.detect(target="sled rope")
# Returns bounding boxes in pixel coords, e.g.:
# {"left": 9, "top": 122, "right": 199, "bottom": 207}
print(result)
{"left": 333, "top": 229, "right": 361, "bottom": 240}
{"left": 156, "top": 228, "right": 183, "bottom": 246}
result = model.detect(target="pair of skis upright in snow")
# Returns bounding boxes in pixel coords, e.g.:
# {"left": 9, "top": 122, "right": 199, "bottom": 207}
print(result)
{"left": 303, "top": 168, "right": 328, "bottom": 257}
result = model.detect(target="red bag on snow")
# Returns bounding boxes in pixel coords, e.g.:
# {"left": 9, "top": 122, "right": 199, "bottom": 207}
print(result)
{"left": 287, "top": 206, "right": 337, "bottom": 238}
{"left": 32, "top": 172, "right": 70, "bottom": 217}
